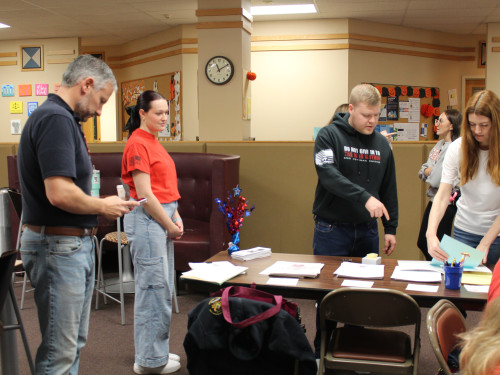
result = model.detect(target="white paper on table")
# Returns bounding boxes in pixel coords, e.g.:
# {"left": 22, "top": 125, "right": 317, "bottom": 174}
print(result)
{"left": 463, "top": 284, "right": 489, "bottom": 293}
{"left": 397, "top": 260, "right": 438, "bottom": 272}
{"left": 266, "top": 277, "right": 299, "bottom": 286}
{"left": 334, "top": 262, "right": 384, "bottom": 279}
{"left": 341, "top": 279, "right": 374, "bottom": 288}
{"left": 406, "top": 284, "right": 439, "bottom": 293}
{"left": 463, "top": 265, "right": 492, "bottom": 273}
{"left": 391, "top": 266, "right": 442, "bottom": 282}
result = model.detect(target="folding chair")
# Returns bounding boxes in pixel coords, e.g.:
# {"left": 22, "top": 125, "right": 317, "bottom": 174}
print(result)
{"left": 319, "top": 287, "right": 420, "bottom": 375}
{"left": 426, "top": 299, "right": 466, "bottom": 375}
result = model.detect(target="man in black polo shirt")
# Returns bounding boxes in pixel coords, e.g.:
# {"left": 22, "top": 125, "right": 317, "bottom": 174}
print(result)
{"left": 18, "top": 54, "right": 138, "bottom": 374}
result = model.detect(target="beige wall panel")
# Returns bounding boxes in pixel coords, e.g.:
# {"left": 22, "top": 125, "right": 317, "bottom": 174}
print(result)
{"left": 251, "top": 49, "right": 349, "bottom": 141}
{"left": 0, "top": 144, "right": 19, "bottom": 187}
{"left": 206, "top": 142, "right": 317, "bottom": 254}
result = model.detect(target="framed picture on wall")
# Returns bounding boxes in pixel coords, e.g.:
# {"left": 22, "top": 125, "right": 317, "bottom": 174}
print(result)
{"left": 21, "top": 45, "right": 44, "bottom": 71}
{"left": 478, "top": 41, "right": 486, "bottom": 68}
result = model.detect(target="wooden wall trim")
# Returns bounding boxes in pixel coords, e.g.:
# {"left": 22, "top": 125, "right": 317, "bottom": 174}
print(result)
{"left": 0, "top": 61, "right": 17, "bottom": 66}
{"left": 492, "top": 37, "right": 500, "bottom": 42}
{"left": 196, "top": 7, "right": 252, "bottom": 22}
{"left": 196, "top": 8, "right": 243, "bottom": 17}
{"left": 252, "top": 42, "right": 474, "bottom": 61}
{"left": 492, "top": 47, "right": 500, "bottom": 52}
{"left": 47, "top": 49, "right": 75, "bottom": 55}
{"left": 251, "top": 33, "right": 474, "bottom": 53}
{"left": 47, "top": 58, "right": 75, "bottom": 64}
{"left": 108, "top": 48, "right": 197, "bottom": 69}
{"left": 108, "top": 38, "right": 197, "bottom": 62}
{"left": 349, "top": 43, "right": 475, "bottom": 61}
{"left": 0, "top": 52, "right": 17, "bottom": 57}
{"left": 252, "top": 43, "right": 349, "bottom": 52}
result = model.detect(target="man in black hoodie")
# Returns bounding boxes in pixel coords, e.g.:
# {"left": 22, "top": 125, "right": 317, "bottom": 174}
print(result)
{"left": 312, "top": 84, "right": 399, "bottom": 359}
{"left": 313, "top": 83, "right": 398, "bottom": 257}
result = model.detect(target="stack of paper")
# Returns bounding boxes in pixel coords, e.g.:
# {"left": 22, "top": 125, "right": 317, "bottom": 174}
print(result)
{"left": 391, "top": 266, "right": 442, "bottom": 283}
{"left": 260, "top": 261, "right": 324, "bottom": 278}
{"left": 231, "top": 247, "right": 272, "bottom": 261}
{"left": 333, "top": 262, "right": 385, "bottom": 279}
{"left": 180, "top": 261, "right": 248, "bottom": 285}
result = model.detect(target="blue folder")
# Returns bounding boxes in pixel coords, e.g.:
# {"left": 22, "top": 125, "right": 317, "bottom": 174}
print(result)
{"left": 430, "top": 235, "right": 484, "bottom": 269}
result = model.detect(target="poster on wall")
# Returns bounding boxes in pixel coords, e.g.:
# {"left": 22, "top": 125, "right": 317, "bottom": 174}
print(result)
{"left": 2, "top": 85, "right": 14, "bottom": 97}
{"left": 387, "top": 96, "right": 399, "bottom": 120}
{"left": 10, "top": 101, "right": 23, "bottom": 114}
{"left": 19, "top": 84, "right": 32, "bottom": 96}
{"left": 394, "top": 122, "right": 419, "bottom": 141}
{"left": 27, "top": 102, "right": 39, "bottom": 116}
{"left": 121, "top": 71, "right": 182, "bottom": 141}
{"left": 35, "top": 84, "right": 49, "bottom": 96}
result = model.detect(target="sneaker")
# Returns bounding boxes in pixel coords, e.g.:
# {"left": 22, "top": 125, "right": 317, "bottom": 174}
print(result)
{"left": 133, "top": 361, "right": 181, "bottom": 374}
{"left": 168, "top": 353, "right": 180, "bottom": 362}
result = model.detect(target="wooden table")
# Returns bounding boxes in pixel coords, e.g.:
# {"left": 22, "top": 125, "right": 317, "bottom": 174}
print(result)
{"left": 183, "top": 251, "right": 488, "bottom": 312}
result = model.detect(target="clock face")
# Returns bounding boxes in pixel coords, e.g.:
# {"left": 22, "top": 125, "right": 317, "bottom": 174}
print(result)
{"left": 205, "top": 56, "right": 234, "bottom": 85}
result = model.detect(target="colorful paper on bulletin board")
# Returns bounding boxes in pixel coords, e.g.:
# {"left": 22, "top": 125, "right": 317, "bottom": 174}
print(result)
{"left": 379, "top": 104, "right": 387, "bottom": 121}
{"left": 35, "top": 84, "right": 49, "bottom": 96}
{"left": 2, "top": 85, "right": 14, "bottom": 97}
{"left": 387, "top": 96, "right": 399, "bottom": 120}
{"left": 10, "top": 101, "right": 23, "bottom": 114}
{"left": 19, "top": 84, "right": 32, "bottom": 96}
{"left": 27, "top": 102, "right": 38, "bottom": 116}
{"left": 121, "top": 80, "right": 145, "bottom": 108}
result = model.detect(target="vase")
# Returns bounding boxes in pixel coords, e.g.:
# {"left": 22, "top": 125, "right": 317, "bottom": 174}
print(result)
{"left": 228, "top": 232, "right": 240, "bottom": 254}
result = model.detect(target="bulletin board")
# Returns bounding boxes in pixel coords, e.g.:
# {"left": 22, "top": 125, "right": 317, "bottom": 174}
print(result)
{"left": 121, "top": 71, "right": 181, "bottom": 141}
{"left": 367, "top": 83, "right": 441, "bottom": 141}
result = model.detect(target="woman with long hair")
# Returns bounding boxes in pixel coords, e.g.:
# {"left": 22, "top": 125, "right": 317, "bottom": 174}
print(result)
{"left": 417, "top": 109, "right": 462, "bottom": 260}
{"left": 427, "top": 90, "right": 500, "bottom": 265}
{"left": 122, "top": 90, "right": 182, "bottom": 374}
{"left": 459, "top": 297, "right": 500, "bottom": 375}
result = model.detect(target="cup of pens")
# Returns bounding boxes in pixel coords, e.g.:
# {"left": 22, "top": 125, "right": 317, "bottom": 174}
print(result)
{"left": 444, "top": 254, "right": 467, "bottom": 290}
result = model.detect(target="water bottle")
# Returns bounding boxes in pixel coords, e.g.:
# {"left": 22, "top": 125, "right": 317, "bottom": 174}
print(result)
{"left": 91, "top": 166, "right": 100, "bottom": 197}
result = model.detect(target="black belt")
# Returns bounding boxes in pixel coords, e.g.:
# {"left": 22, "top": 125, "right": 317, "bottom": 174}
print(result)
{"left": 22, "top": 224, "right": 98, "bottom": 237}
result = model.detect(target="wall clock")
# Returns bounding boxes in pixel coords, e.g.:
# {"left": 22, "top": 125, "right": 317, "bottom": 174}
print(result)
{"left": 205, "top": 56, "right": 234, "bottom": 85}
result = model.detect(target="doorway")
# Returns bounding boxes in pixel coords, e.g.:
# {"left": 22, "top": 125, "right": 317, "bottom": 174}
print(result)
{"left": 464, "top": 78, "right": 486, "bottom": 107}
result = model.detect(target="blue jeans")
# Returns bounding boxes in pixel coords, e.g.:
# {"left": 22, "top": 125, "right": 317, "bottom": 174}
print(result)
{"left": 453, "top": 226, "right": 500, "bottom": 265}
{"left": 124, "top": 202, "right": 177, "bottom": 368}
{"left": 312, "top": 217, "right": 379, "bottom": 357}
{"left": 20, "top": 227, "right": 95, "bottom": 375}
{"left": 313, "top": 217, "right": 380, "bottom": 257}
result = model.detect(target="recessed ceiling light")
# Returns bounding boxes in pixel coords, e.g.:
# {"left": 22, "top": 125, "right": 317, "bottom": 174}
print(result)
{"left": 0, "top": 23, "right": 11, "bottom": 28}
{"left": 251, "top": 4, "right": 316, "bottom": 16}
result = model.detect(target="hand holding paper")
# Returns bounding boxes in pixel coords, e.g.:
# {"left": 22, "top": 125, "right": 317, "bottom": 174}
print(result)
{"left": 430, "top": 235, "right": 485, "bottom": 269}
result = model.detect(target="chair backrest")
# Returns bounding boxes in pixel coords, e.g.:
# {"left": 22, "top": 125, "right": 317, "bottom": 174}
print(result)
{"left": 426, "top": 299, "right": 467, "bottom": 375}
{"left": 320, "top": 287, "right": 421, "bottom": 327}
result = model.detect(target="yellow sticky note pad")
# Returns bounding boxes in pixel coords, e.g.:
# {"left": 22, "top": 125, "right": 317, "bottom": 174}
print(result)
{"left": 366, "top": 253, "right": 378, "bottom": 259}
{"left": 461, "top": 272, "right": 492, "bottom": 285}
{"left": 10, "top": 101, "right": 23, "bottom": 114}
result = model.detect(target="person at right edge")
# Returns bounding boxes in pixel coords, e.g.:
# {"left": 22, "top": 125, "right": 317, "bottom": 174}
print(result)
{"left": 312, "top": 83, "right": 398, "bottom": 359}
{"left": 427, "top": 90, "right": 500, "bottom": 266}
{"left": 416, "top": 109, "right": 462, "bottom": 260}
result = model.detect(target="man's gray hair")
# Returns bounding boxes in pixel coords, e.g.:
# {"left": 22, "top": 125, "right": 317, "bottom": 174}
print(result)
{"left": 62, "top": 54, "right": 117, "bottom": 91}
{"left": 349, "top": 84, "right": 381, "bottom": 107}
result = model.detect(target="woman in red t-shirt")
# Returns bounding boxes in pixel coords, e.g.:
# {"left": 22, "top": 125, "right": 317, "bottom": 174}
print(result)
{"left": 122, "top": 90, "right": 183, "bottom": 374}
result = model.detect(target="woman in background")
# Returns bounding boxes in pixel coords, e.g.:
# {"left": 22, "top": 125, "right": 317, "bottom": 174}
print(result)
{"left": 427, "top": 90, "right": 500, "bottom": 265}
{"left": 122, "top": 90, "right": 183, "bottom": 374}
{"left": 459, "top": 297, "right": 500, "bottom": 375}
{"left": 417, "top": 109, "right": 462, "bottom": 260}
